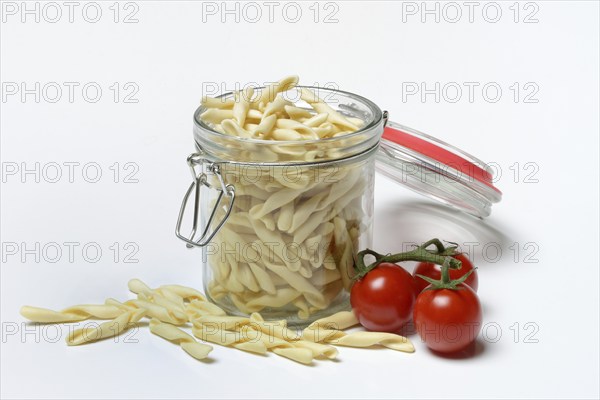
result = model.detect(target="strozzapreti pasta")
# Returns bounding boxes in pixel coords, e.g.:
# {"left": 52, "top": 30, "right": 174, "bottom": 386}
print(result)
{"left": 20, "top": 279, "right": 414, "bottom": 365}
{"left": 198, "top": 76, "right": 374, "bottom": 321}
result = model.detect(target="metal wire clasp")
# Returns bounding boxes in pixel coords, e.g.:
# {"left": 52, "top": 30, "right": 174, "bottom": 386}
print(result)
{"left": 175, "top": 152, "right": 235, "bottom": 248}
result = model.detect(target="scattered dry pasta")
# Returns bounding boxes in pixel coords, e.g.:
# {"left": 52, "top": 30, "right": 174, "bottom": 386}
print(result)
{"left": 20, "top": 279, "right": 414, "bottom": 365}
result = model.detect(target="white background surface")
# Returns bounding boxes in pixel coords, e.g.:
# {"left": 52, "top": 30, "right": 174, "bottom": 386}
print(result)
{"left": 1, "top": 1, "right": 599, "bottom": 399}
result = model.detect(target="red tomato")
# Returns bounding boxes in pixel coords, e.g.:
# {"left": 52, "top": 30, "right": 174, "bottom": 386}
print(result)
{"left": 413, "top": 283, "right": 482, "bottom": 353}
{"left": 350, "top": 263, "right": 417, "bottom": 333}
{"left": 413, "top": 253, "right": 478, "bottom": 294}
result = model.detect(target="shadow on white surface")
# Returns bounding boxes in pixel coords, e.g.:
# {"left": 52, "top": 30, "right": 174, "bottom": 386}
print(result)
{"left": 374, "top": 199, "right": 512, "bottom": 268}
{"left": 427, "top": 339, "right": 486, "bottom": 360}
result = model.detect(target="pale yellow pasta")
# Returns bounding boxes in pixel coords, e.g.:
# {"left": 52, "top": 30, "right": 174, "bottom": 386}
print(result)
{"left": 191, "top": 324, "right": 238, "bottom": 346}
{"left": 284, "top": 105, "right": 313, "bottom": 119}
{"left": 271, "top": 128, "right": 303, "bottom": 141}
{"left": 249, "top": 312, "right": 300, "bottom": 341}
{"left": 251, "top": 332, "right": 314, "bottom": 364}
{"left": 262, "top": 95, "right": 291, "bottom": 119}
{"left": 321, "top": 121, "right": 342, "bottom": 134}
{"left": 288, "top": 191, "right": 329, "bottom": 232}
{"left": 104, "top": 297, "right": 136, "bottom": 311}
{"left": 248, "top": 188, "right": 301, "bottom": 220}
{"left": 126, "top": 298, "right": 188, "bottom": 325}
{"left": 201, "top": 96, "right": 234, "bottom": 109}
{"left": 185, "top": 299, "right": 227, "bottom": 319}
{"left": 303, "top": 113, "right": 328, "bottom": 127}
{"left": 194, "top": 315, "right": 251, "bottom": 331}
{"left": 276, "top": 202, "right": 294, "bottom": 231}
{"left": 158, "top": 284, "right": 207, "bottom": 302}
{"left": 222, "top": 119, "right": 251, "bottom": 138}
{"left": 306, "top": 310, "right": 359, "bottom": 331}
{"left": 301, "top": 311, "right": 414, "bottom": 353}
{"left": 149, "top": 318, "right": 213, "bottom": 360}
{"left": 252, "top": 114, "right": 277, "bottom": 137}
{"left": 299, "top": 88, "right": 358, "bottom": 131}
{"left": 292, "top": 209, "right": 329, "bottom": 244}
{"left": 128, "top": 280, "right": 186, "bottom": 311}
{"left": 301, "top": 327, "right": 344, "bottom": 343}
{"left": 271, "top": 170, "right": 315, "bottom": 190}
{"left": 200, "top": 108, "right": 234, "bottom": 124}
{"left": 271, "top": 346, "right": 314, "bottom": 365}
{"left": 275, "top": 119, "right": 317, "bottom": 137}
{"left": 246, "top": 109, "right": 263, "bottom": 120}
{"left": 253, "top": 75, "right": 299, "bottom": 106}
{"left": 233, "top": 86, "right": 254, "bottom": 127}
{"left": 137, "top": 292, "right": 185, "bottom": 315}
{"left": 128, "top": 280, "right": 207, "bottom": 310}
{"left": 191, "top": 324, "right": 267, "bottom": 355}
{"left": 247, "top": 263, "right": 278, "bottom": 295}
{"left": 22, "top": 278, "right": 416, "bottom": 365}
{"left": 329, "top": 332, "right": 415, "bottom": 353}
{"left": 20, "top": 304, "right": 123, "bottom": 323}
{"left": 67, "top": 308, "right": 145, "bottom": 346}
{"left": 293, "top": 340, "right": 338, "bottom": 359}
{"left": 156, "top": 288, "right": 186, "bottom": 309}
{"left": 199, "top": 76, "right": 371, "bottom": 319}
{"left": 347, "top": 117, "right": 365, "bottom": 127}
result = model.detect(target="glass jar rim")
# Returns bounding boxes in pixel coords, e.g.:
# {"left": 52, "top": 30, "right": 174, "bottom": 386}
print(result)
{"left": 193, "top": 85, "right": 383, "bottom": 146}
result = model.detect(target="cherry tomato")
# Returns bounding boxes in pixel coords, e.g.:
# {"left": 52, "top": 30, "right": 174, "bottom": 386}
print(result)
{"left": 413, "top": 283, "right": 482, "bottom": 353}
{"left": 350, "top": 263, "right": 417, "bottom": 333}
{"left": 413, "top": 253, "right": 478, "bottom": 294}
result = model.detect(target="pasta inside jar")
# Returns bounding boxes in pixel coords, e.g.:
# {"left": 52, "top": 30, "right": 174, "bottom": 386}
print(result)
{"left": 185, "top": 77, "right": 384, "bottom": 325}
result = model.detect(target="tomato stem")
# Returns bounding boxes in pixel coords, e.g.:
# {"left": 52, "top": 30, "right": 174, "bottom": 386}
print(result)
{"left": 354, "top": 239, "right": 463, "bottom": 280}
{"left": 416, "top": 268, "right": 474, "bottom": 290}
{"left": 441, "top": 257, "right": 452, "bottom": 284}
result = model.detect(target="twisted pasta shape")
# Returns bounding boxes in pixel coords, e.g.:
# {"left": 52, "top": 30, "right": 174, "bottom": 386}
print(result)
{"left": 67, "top": 308, "right": 145, "bottom": 346}
{"left": 149, "top": 318, "right": 213, "bottom": 360}
{"left": 19, "top": 304, "right": 122, "bottom": 323}
{"left": 21, "top": 280, "right": 415, "bottom": 364}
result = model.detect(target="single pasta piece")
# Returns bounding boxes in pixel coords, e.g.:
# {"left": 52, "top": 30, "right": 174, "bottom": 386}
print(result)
{"left": 20, "top": 304, "right": 123, "bottom": 323}
{"left": 201, "top": 96, "right": 234, "bottom": 109}
{"left": 330, "top": 332, "right": 415, "bottom": 353}
{"left": 305, "top": 310, "right": 360, "bottom": 331}
{"left": 303, "top": 113, "right": 328, "bottom": 127}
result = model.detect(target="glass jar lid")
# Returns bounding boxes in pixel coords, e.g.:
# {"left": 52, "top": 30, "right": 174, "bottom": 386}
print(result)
{"left": 377, "top": 121, "right": 502, "bottom": 218}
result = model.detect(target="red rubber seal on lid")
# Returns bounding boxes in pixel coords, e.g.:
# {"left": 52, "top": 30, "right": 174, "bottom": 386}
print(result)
{"left": 383, "top": 126, "right": 501, "bottom": 193}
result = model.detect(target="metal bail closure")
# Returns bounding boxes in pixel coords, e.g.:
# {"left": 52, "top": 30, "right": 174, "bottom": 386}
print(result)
{"left": 175, "top": 153, "right": 235, "bottom": 248}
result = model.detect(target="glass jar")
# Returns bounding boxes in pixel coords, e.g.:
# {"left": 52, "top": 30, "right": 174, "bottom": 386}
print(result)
{"left": 177, "top": 87, "right": 383, "bottom": 325}
{"left": 176, "top": 86, "right": 502, "bottom": 326}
